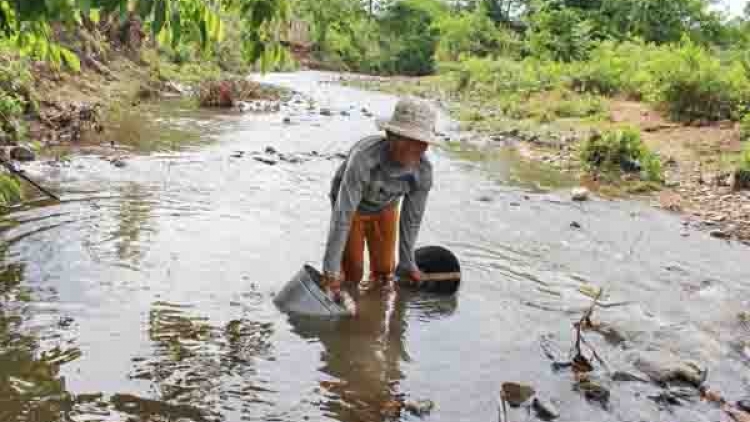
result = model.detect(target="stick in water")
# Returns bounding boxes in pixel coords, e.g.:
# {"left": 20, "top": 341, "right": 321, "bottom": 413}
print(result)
{"left": 0, "top": 160, "right": 60, "bottom": 201}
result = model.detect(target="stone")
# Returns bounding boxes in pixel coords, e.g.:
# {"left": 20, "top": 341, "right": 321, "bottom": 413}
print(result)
{"left": 282, "top": 116, "right": 292, "bottom": 124}
{"left": 320, "top": 108, "right": 333, "bottom": 116}
{"left": 253, "top": 156, "right": 278, "bottom": 166}
{"left": 265, "top": 146, "right": 278, "bottom": 155}
{"left": 732, "top": 169, "right": 750, "bottom": 191}
{"left": 532, "top": 397, "right": 559, "bottom": 420}
{"left": 570, "top": 221, "right": 581, "bottom": 229}
{"left": 9, "top": 145, "right": 35, "bottom": 162}
{"left": 501, "top": 382, "right": 535, "bottom": 407}
{"left": 510, "top": 202, "right": 521, "bottom": 207}
{"left": 611, "top": 371, "right": 649, "bottom": 383}
{"left": 632, "top": 351, "right": 706, "bottom": 387}
{"left": 340, "top": 110, "right": 350, "bottom": 117}
{"left": 478, "top": 196, "right": 493, "bottom": 203}
{"left": 111, "top": 158, "right": 126, "bottom": 168}
{"left": 403, "top": 400, "right": 434, "bottom": 417}
{"left": 572, "top": 187, "right": 590, "bottom": 202}
{"left": 710, "top": 230, "right": 730, "bottom": 239}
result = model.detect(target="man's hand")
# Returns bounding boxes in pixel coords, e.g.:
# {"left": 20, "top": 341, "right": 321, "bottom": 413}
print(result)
{"left": 405, "top": 268, "right": 423, "bottom": 287}
{"left": 322, "top": 272, "right": 342, "bottom": 302}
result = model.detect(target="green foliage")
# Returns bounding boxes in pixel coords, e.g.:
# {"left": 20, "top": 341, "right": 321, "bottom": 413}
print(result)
{"left": 528, "top": 8, "right": 595, "bottom": 62}
{"left": 647, "top": 37, "right": 750, "bottom": 121}
{"left": 579, "top": 128, "right": 663, "bottom": 181}
{"left": 434, "top": 9, "right": 522, "bottom": 62}
{"left": 741, "top": 114, "right": 750, "bottom": 142}
{"left": 0, "top": 173, "right": 21, "bottom": 207}
{"left": 379, "top": 0, "right": 444, "bottom": 75}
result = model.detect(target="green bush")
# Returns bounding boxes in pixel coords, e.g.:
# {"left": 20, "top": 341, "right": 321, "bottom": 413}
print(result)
{"left": 568, "top": 40, "right": 657, "bottom": 98}
{"left": 0, "top": 174, "right": 21, "bottom": 207}
{"left": 528, "top": 8, "right": 595, "bottom": 62}
{"left": 741, "top": 114, "right": 750, "bottom": 142}
{"left": 579, "top": 128, "right": 663, "bottom": 182}
{"left": 434, "top": 10, "right": 522, "bottom": 62}
{"left": 648, "top": 38, "right": 750, "bottom": 121}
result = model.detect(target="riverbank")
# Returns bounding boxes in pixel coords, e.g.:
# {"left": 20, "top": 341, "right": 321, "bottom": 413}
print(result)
{"left": 338, "top": 74, "right": 750, "bottom": 244}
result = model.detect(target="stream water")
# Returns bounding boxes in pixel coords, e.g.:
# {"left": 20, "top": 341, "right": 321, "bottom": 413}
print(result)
{"left": 1, "top": 71, "right": 749, "bottom": 422}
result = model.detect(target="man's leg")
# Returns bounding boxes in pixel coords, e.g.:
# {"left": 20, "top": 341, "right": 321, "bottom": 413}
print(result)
{"left": 365, "top": 205, "right": 399, "bottom": 282}
{"left": 341, "top": 212, "right": 366, "bottom": 286}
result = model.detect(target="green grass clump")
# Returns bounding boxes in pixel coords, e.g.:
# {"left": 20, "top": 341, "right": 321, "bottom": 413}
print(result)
{"left": 579, "top": 127, "right": 663, "bottom": 182}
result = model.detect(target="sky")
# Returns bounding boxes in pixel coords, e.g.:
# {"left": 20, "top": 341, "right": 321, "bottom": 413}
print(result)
{"left": 721, "top": 0, "right": 747, "bottom": 17}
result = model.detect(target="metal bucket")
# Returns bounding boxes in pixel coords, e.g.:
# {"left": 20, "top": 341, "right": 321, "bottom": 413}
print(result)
{"left": 273, "top": 265, "right": 353, "bottom": 318}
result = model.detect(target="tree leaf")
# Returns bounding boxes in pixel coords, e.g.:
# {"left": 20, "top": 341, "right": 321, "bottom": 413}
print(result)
{"left": 152, "top": 0, "right": 167, "bottom": 36}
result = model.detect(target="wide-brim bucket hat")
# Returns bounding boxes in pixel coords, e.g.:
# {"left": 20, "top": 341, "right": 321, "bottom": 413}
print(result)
{"left": 376, "top": 97, "right": 442, "bottom": 146}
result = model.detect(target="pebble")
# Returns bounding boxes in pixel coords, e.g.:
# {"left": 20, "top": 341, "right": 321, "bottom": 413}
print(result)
{"left": 340, "top": 110, "right": 350, "bottom": 116}
{"left": 9, "top": 145, "right": 35, "bottom": 162}
{"left": 253, "top": 156, "right": 278, "bottom": 166}
{"left": 532, "top": 397, "right": 560, "bottom": 420}
{"left": 403, "top": 400, "right": 434, "bottom": 417}
{"left": 501, "top": 382, "right": 535, "bottom": 407}
{"left": 477, "top": 196, "right": 493, "bottom": 203}
{"left": 265, "top": 146, "right": 278, "bottom": 155}
{"left": 572, "top": 187, "right": 590, "bottom": 202}
{"left": 570, "top": 221, "right": 581, "bottom": 229}
{"left": 282, "top": 116, "right": 292, "bottom": 124}
{"left": 320, "top": 108, "right": 333, "bottom": 116}
{"left": 111, "top": 158, "right": 126, "bottom": 168}
{"left": 633, "top": 350, "right": 706, "bottom": 387}
{"left": 510, "top": 202, "right": 520, "bottom": 207}
{"left": 710, "top": 230, "right": 730, "bottom": 239}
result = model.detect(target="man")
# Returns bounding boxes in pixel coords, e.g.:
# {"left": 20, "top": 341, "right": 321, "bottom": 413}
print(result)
{"left": 321, "top": 97, "right": 438, "bottom": 301}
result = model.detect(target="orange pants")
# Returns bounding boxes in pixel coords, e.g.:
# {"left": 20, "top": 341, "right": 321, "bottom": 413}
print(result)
{"left": 342, "top": 204, "right": 398, "bottom": 284}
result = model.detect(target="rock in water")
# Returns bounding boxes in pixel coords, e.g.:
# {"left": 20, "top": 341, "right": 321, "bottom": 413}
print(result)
{"left": 404, "top": 400, "right": 434, "bottom": 417}
{"left": 532, "top": 397, "right": 560, "bottom": 420}
{"left": 501, "top": 382, "right": 535, "bottom": 407}
{"left": 282, "top": 116, "right": 292, "bottom": 124}
{"left": 570, "top": 221, "right": 582, "bottom": 229}
{"left": 633, "top": 351, "right": 706, "bottom": 387}
{"left": 572, "top": 187, "right": 590, "bottom": 202}
{"left": 10, "top": 146, "right": 35, "bottom": 162}
{"left": 265, "top": 146, "right": 278, "bottom": 155}
{"left": 320, "top": 108, "right": 333, "bottom": 116}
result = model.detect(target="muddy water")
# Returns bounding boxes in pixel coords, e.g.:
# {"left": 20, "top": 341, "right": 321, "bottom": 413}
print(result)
{"left": 1, "top": 72, "right": 749, "bottom": 422}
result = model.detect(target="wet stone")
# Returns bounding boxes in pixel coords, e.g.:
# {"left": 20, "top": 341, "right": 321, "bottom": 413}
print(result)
{"left": 253, "top": 156, "right": 278, "bottom": 166}
{"left": 282, "top": 116, "right": 292, "bottom": 124}
{"left": 111, "top": 158, "right": 126, "bottom": 168}
{"left": 532, "top": 397, "right": 560, "bottom": 420}
{"left": 710, "top": 230, "right": 730, "bottom": 239}
{"left": 404, "top": 399, "right": 434, "bottom": 417}
{"left": 477, "top": 196, "right": 493, "bottom": 203}
{"left": 320, "top": 108, "right": 333, "bottom": 116}
{"left": 265, "top": 146, "right": 278, "bottom": 155}
{"left": 570, "top": 221, "right": 581, "bottom": 229}
{"left": 572, "top": 187, "right": 590, "bottom": 202}
{"left": 9, "top": 145, "right": 35, "bottom": 161}
{"left": 501, "top": 382, "right": 535, "bottom": 407}
{"left": 633, "top": 350, "right": 706, "bottom": 387}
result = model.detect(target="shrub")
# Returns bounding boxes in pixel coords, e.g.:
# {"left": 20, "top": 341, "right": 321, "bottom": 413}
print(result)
{"left": 741, "top": 114, "right": 750, "bottom": 142}
{"left": 435, "top": 10, "right": 522, "bottom": 62}
{"left": 579, "top": 128, "right": 663, "bottom": 182}
{"left": 648, "top": 37, "right": 750, "bottom": 122}
{"left": 0, "top": 174, "right": 21, "bottom": 207}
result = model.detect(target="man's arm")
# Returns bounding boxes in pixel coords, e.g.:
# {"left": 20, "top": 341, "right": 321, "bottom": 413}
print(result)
{"left": 322, "top": 155, "right": 368, "bottom": 278}
{"left": 397, "top": 162, "right": 433, "bottom": 275}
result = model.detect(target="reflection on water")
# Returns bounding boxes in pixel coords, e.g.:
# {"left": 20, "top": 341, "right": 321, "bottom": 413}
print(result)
{"left": 288, "top": 291, "right": 457, "bottom": 422}
{"left": 0, "top": 244, "right": 74, "bottom": 422}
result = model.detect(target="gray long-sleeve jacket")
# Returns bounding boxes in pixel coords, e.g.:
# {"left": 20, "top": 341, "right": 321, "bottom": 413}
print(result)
{"left": 323, "top": 135, "right": 433, "bottom": 277}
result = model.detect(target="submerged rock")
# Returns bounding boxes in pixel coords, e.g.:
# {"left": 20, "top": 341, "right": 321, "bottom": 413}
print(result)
{"left": 500, "top": 382, "right": 535, "bottom": 407}
{"left": 532, "top": 397, "right": 560, "bottom": 420}
{"left": 632, "top": 351, "right": 706, "bottom": 387}
{"left": 572, "top": 187, "right": 590, "bottom": 202}
{"left": 10, "top": 145, "right": 35, "bottom": 162}
{"left": 403, "top": 399, "right": 434, "bottom": 417}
